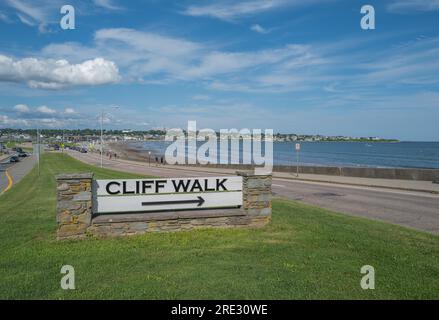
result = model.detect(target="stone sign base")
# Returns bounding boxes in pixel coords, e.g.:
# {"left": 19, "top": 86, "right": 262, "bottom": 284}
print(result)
{"left": 88, "top": 209, "right": 270, "bottom": 238}
{"left": 56, "top": 171, "right": 272, "bottom": 240}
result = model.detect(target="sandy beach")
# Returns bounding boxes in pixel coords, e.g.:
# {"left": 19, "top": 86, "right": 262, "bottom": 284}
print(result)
{"left": 107, "top": 141, "right": 161, "bottom": 163}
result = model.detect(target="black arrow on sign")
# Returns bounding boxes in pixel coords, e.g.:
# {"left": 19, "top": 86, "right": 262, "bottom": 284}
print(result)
{"left": 141, "top": 196, "right": 205, "bottom": 207}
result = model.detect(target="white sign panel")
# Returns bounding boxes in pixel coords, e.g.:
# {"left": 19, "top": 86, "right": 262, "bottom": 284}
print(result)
{"left": 94, "top": 176, "right": 243, "bottom": 214}
{"left": 295, "top": 143, "right": 301, "bottom": 151}
{"left": 96, "top": 192, "right": 242, "bottom": 214}
{"left": 95, "top": 176, "right": 242, "bottom": 196}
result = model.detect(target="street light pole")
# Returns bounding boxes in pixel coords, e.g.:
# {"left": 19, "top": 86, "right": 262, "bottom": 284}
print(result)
{"left": 37, "top": 127, "right": 40, "bottom": 177}
{"left": 100, "top": 110, "right": 104, "bottom": 168}
{"left": 100, "top": 106, "right": 119, "bottom": 169}
{"left": 295, "top": 143, "right": 301, "bottom": 178}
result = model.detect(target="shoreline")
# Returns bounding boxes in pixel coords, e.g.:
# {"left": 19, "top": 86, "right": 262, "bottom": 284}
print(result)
{"left": 107, "top": 142, "right": 165, "bottom": 163}
{"left": 101, "top": 142, "right": 439, "bottom": 181}
{"left": 106, "top": 141, "right": 439, "bottom": 170}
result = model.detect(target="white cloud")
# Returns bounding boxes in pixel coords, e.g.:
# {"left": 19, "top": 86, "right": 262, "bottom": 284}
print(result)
{"left": 0, "top": 11, "right": 12, "bottom": 23}
{"left": 250, "top": 24, "right": 269, "bottom": 34}
{"left": 0, "top": 55, "right": 121, "bottom": 89}
{"left": 0, "top": 114, "right": 29, "bottom": 126}
{"left": 95, "top": 28, "right": 202, "bottom": 59}
{"left": 36, "top": 28, "right": 439, "bottom": 95}
{"left": 388, "top": 0, "right": 439, "bottom": 13}
{"left": 13, "top": 104, "right": 30, "bottom": 113}
{"left": 16, "top": 12, "right": 35, "bottom": 26}
{"left": 93, "top": 0, "right": 122, "bottom": 11}
{"left": 3, "top": 0, "right": 60, "bottom": 31}
{"left": 192, "top": 95, "right": 211, "bottom": 101}
{"left": 6, "top": 0, "right": 46, "bottom": 23}
{"left": 37, "top": 105, "right": 56, "bottom": 114}
{"left": 41, "top": 42, "right": 101, "bottom": 63}
{"left": 182, "top": 0, "right": 330, "bottom": 21}
{"left": 350, "top": 37, "right": 439, "bottom": 87}
{"left": 3, "top": 0, "right": 123, "bottom": 32}
{"left": 91, "top": 29, "right": 316, "bottom": 81}
{"left": 183, "top": 0, "right": 288, "bottom": 20}
{"left": 1, "top": 103, "right": 131, "bottom": 129}
{"left": 185, "top": 45, "right": 311, "bottom": 78}
{"left": 64, "top": 107, "right": 76, "bottom": 114}
{"left": 39, "top": 28, "right": 326, "bottom": 92}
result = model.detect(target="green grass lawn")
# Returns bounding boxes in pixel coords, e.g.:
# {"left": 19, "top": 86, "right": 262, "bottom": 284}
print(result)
{"left": 0, "top": 153, "right": 438, "bottom": 299}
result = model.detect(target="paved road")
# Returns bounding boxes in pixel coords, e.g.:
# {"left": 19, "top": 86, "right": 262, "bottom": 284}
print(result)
{"left": 0, "top": 155, "right": 36, "bottom": 194}
{"left": 272, "top": 178, "right": 439, "bottom": 234}
{"left": 68, "top": 151, "right": 439, "bottom": 235}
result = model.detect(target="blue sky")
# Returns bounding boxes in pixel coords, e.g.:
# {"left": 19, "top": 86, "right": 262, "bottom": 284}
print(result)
{"left": 0, "top": 0, "right": 438, "bottom": 141}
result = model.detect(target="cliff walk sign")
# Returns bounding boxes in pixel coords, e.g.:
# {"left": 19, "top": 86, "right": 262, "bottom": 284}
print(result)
{"left": 94, "top": 177, "right": 243, "bottom": 214}
{"left": 55, "top": 171, "right": 272, "bottom": 239}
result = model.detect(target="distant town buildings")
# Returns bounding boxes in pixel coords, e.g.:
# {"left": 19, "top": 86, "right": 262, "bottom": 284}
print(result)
{"left": 0, "top": 128, "right": 398, "bottom": 144}
{"left": 272, "top": 133, "right": 393, "bottom": 142}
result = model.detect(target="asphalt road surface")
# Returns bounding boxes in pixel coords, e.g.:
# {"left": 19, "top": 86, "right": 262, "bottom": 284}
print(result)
{"left": 0, "top": 155, "right": 36, "bottom": 194}
{"left": 272, "top": 178, "right": 439, "bottom": 235}
{"left": 67, "top": 151, "right": 439, "bottom": 235}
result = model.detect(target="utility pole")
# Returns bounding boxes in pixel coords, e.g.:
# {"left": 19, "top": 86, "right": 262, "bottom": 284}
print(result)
{"left": 100, "top": 106, "right": 119, "bottom": 169}
{"left": 61, "top": 129, "right": 64, "bottom": 153}
{"left": 100, "top": 110, "right": 104, "bottom": 168}
{"left": 37, "top": 128, "right": 40, "bottom": 177}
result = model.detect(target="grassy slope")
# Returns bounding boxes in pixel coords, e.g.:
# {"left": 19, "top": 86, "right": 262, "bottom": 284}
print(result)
{"left": 0, "top": 153, "right": 438, "bottom": 299}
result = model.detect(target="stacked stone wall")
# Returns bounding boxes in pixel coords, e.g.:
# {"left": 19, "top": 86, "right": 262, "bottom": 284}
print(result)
{"left": 56, "top": 173, "right": 93, "bottom": 240}
{"left": 88, "top": 215, "right": 270, "bottom": 238}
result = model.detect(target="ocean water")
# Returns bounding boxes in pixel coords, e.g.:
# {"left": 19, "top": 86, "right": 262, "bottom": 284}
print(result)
{"left": 131, "top": 141, "right": 439, "bottom": 169}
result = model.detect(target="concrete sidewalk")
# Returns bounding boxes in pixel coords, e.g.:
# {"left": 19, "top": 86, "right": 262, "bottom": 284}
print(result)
{"left": 68, "top": 150, "right": 439, "bottom": 194}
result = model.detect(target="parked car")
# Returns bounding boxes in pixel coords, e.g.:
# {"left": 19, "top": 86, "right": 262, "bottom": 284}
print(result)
{"left": 18, "top": 152, "right": 28, "bottom": 157}
{"left": 80, "top": 148, "right": 88, "bottom": 153}
{"left": 10, "top": 156, "right": 20, "bottom": 163}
